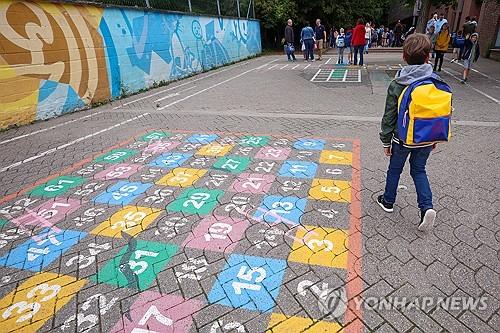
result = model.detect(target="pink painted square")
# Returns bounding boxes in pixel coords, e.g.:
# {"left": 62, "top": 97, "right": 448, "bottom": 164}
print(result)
{"left": 230, "top": 173, "right": 276, "bottom": 194}
{"left": 12, "top": 198, "right": 81, "bottom": 231}
{"left": 110, "top": 291, "right": 202, "bottom": 333}
{"left": 94, "top": 163, "right": 142, "bottom": 180}
{"left": 254, "top": 146, "right": 291, "bottom": 160}
{"left": 143, "top": 141, "right": 181, "bottom": 155}
{"left": 182, "top": 215, "right": 250, "bottom": 253}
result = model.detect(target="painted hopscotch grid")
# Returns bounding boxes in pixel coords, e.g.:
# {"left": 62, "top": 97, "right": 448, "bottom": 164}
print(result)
{"left": 310, "top": 68, "right": 362, "bottom": 83}
{"left": 0, "top": 129, "right": 362, "bottom": 333}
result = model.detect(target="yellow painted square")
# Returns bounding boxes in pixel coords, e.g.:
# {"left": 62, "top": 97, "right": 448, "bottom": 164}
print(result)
{"left": 0, "top": 272, "right": 86, "bottom": 332}
{"left": 288, "top": 225, "right": 348, "bottom": 269}
{"left": 309, "top": 178, "right": 351, "bottom": 203}
{"left": 91, "top": 206, "right": 161, "bottom": 238}
{"left": 319, "top": 150, "right": 352, "bottom": 165}
{"left": 196, "top": 144, "right": 234, "bottom": 156}
{"left": 156, "top": 167, "right": 207, "bottom": 187}
{"left": 266, "top": 313, "right": 343, "bottom": 332}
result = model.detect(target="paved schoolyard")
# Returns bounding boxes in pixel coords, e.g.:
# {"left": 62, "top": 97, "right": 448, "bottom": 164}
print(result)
{"left": 0, "top": 51, "right": 498, "bottom": 332}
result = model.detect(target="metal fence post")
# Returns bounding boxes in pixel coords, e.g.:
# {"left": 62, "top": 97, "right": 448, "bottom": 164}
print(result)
{"left": 236, "top": 0, "right": 240, "bottom": 18}
{"left": 188, "top": 0, "right": 192, "bottom": 12}
{"left": 246, "top": 0, "right": 251, "bottom": 19}
{"left": 217, "top": 0, "right": 221, "bottom": 16}
{"left": 145, "top": 0, "right": 150, "bottom": 8}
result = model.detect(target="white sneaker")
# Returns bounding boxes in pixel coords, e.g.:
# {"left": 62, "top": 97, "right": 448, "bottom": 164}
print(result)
{"left": 418, "top": 209, "right": 436, "bottom": 232}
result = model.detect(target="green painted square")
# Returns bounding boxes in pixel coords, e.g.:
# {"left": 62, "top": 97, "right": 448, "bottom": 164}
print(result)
{"left": 0, "top": 220, "right": 8, "bottom": 228}
{"left": 138, "top": 131, "right": 170, "bottom": 142}
{"left": 239, "top": 136, "right": 269, "bottom": 147}
{"left": 212, "top": 155, "right": 250, "bottom": 174}
{"left": 167, "top": 188, "right": 224, "bottom": 215}
{"left": 92, "top": 239, "right": 178, "bottom": 291}
{"left": 94, "top": 149, "right": 137, "bottom": 164}
{"left": 30, "top": 175, "right": 86, "bottom": 198}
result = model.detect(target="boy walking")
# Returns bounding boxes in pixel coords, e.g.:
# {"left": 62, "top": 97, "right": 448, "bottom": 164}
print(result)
{"left": 460, "top": 33, "right": 480, "bottom": 84}
{"left": 378, "top": 33, "right": 452, "bottom": 232}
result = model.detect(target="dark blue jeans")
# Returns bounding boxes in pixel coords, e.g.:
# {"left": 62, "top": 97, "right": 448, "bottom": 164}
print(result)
{"left": 383, "top": 143, "right": 433, "bottom": 211}
{"left": 353, "top": 45, "right": 364, "bottom": 65}
{"left": 304, "top": 39, "right": 314, "bottom": 60}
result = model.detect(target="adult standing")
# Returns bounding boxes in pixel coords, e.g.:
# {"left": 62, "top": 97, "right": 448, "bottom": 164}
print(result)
{"left": 434, "top": 13, "right": 448, "bottom": 33}
{"left": 284, "top": 19, "right": 296, "bottom": 62}
{"left": 301, "top": 21, "right": 315, "bottom": 62}
{"left": 394, "top": 20, "right": 404, "bottom": 47}
{"left": 314, "top": 19, "right": 327, "bottom": 60}
{"left": 462, "top": 16, "right": 477, "bottom": 39}
{"left": 365, "top": 22, "right": 372, "bottom": 53}
{"left": 434, "top": 23, "right": 450, "bottom": 71}
{"left": 426, "top": 13, "right": 438, "bottom": 33}
{"left": 352, "top": 18, "right": 366, "bottom": 66}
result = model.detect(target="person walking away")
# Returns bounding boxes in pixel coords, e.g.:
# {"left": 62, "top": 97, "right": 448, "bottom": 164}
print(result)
{"left": 394, "top": 20, "right": 404, "bottom": 46}
{"left": 365, "top": 22, "right": 372, "bottom": 53}
{"left": 433, "top": 23, "right": 450, "bottom": 71}
{"left": 336, "top": 28, "right": 346, "bottom": 64}
{"left": 329, "top": 28, "right": 334, "bottom": 48}
{"left": 352, "top": 19, "right": 366, "bottom": 66}
{"left": 345, "top": 27, "right": 353, "bottom": 64}
{"left": 382, "top": 28, "right": 389, "bottom": 47}
{"left": 378, "top": 33, "right": 452, "bottom": 232}
{"left": 460, "top": 33, "right": 480, "bottom": 83}
{"left": 450, "top": 30, "right": 464, "bottom": 62}
{"left": 389, "top": 29, "right": 395, "bottom": 46}
{"left": 333, "top": 29, "right": 339, "bottom": 49}
{"left": 284, "top": 19, "right": 296, "bottom": 62}
{"left": 426, "top": 25, "right": 437, "bottom": 59}
{"left": 314, "top": 19, "right": 327, "bottom": 60}
{"left": 426, "top": 13, "right": 437, "bottom": 33}
{"left": 300, "top": 22, "right": 315, "bottom": 61}
{"left": 434, "top": 13, "right": 448, "bottom": 35}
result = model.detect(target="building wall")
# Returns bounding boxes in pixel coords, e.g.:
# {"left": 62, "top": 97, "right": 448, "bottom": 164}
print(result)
{"left": 478, "top": 0, "right": 500, "bottom": 57}
{"left": 0, "top": 1, "right": 262, "bottom": 129}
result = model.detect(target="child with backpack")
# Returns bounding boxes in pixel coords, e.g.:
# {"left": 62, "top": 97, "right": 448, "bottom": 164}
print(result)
{"left": 345, "top": 28, "right": 353, "bottom": 64}
{"left": 336, "top": 28, "right": 346, "bottom": 64}
{"left": 450, "top": 30, "right": 465, "bottom": 63}
{"left": 460, "top": 33, "right": 480, "bottom": 83}
{"left": 378, "top": 33, "right": 452, "bottom": 232}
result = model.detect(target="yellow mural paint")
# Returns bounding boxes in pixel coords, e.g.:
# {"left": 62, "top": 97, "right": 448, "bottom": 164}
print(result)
{"left": 196, "top": 144, "right": 234, "bottom": 157}
{"left": 91, "top": 206, "right": 162, "bottom": 238}
{"left": 288, "top": 225, "right": 349, "bottom": 269}
{"left": 319, "top": 150, "right": 353, "bottom": 165}
{"left": 266, "top": 313, "right": 343, "bottom": 332}
{"left": 156, "top": 167, "right": 207, "bottom": 187}
{"left": 0, "top": 272, "right": 86, "bottom": 332}
{"left": 308, "top": 178, "right": 351, "bottom": 203}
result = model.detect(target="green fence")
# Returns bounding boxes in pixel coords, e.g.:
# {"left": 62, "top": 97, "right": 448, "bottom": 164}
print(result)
{"left": 62, "top": 0, "right": 255, "bottom": 18}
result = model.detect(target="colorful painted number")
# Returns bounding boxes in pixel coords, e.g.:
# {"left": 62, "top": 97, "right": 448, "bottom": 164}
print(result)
{"left": 149, "top": 152, "right": 192, "bottom": 169}
{"left": 94, "top": 181, "right": 152, "bottom": 205}
{"left": 308, "top": 178, "right": 351, "bottom": 202}
{"left": 167, "top": 188, "right": 224, "bottom": 215}
{"left": 196, "top": 144, "right": 234, "bottom": 157}
{"left": 187, "top": 133, "right": 218, "bottom": 144}
{"left": 278, "top": 160, "right": 318, "bottom": 178}
{"left": 91, "top": 206, "right": 162, "bottom": 238}
{"left": 230, "top": 173, "right": 275, "bottom": 194}
{"left": 254, "top": 147, "right": 291, "bottom": 161}
{"left": 293, "top": 138, "right": 326, "bottom": 151}
{"left": 319, "top": 150, "right": 353, "bottom": 165}
{"left": 94, "top": 149, "right": 137, "bottom": 164}
{"left": 94, "top": 163, "right": 142, "bottom": 180}
{"left": 254, "top": 195, "right": 307, "bottom": 225}
{"left": 156, "top": 168, "right": 207, "bottom": 187}
{"left": 30, "top": 176, "right": 85, "bottom": 198}
{"left": 212, "top": 156, "right": 250, "bottom": 174}
{"left": 239, "top": 135, "right": 269, "bottom": 147}
{"left": 138, "top": 131, "right": 170, "bottom": 141}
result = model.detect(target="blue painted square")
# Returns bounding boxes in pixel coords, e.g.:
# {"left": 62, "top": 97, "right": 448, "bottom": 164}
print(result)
{"left": 0, "top": 228, "right": 86, "bottom": 272}
{"left": 94, "top": 181, "right": 152, "bottom": 205}
{"left": 149, "top": 152, "right": 192, "bottom": 169}
{"left": 253, "top": 195, "right": 307, "bottom": 225}
{"left": 278, "top": 160, "right": 318, "bottom": 179}
{"left": 208, "top": 254, "right": 286, "bottom": 312}
{"left": 187, "top": 134, "right": 218, "bottom": 144}
{"left": 293, "top": 138, "right": 326, "bottom": 151}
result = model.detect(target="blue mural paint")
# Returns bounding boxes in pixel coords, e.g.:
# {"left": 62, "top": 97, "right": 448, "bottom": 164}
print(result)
{"left": 254, "top": 195, "right": 307, "bottom": 225}
{"left": 99, "top": 18, "right": 121, "bottom": 98}
{"left": 208, "top": 254, "right": 286, "bottom": 312}
{"left": 149, "top": 152, "right": 192, "bottom": 169}
{"left": 278, "top": 160, "right": 318, "bottom": 178}
{"left": 293, "top": 138, "right": 326, "bottom": 151}
{"left": 187, "top": 134, "right": 218, "bottom": 144}
{"left": 94, "top": 181, "right": 152, "bottom": 205}
{"left": 0, "top": 228, "right": 86, "bottom": 272}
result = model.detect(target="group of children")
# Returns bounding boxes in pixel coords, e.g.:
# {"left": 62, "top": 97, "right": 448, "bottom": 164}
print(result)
{"left": 426, "top": 23, "right": 480, "bottom": 83}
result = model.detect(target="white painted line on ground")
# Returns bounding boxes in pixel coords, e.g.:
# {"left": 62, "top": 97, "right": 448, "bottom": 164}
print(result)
{"left": 325, "top": 57, "right": 332, "bottom": 65}
{"left": 0, "top": 111, "right": 105, "bottom": 146}
{"left": 357, "top": 69, "right": 362, "bottom": 82}
{"left": 442, "top": 69, "right": 500, "bottom": 104}
{"left": 327, "top": 69, "right": 335, "bottom": 82}
{"left": 280, "top": 64, "right": 289, "bottom": 69}
{"left": 0, "top": 113, "right": 150, "bottom": 174}
{"left": 157, "top": 59, "right": 279, "bottom": 111}
{"left": 449, "top": 60, "right": 500, "bottom": 84}
{"left": 292, "top": 64, "right": 300, "bottom": 70}
{"left": 342, "top": 69, "right": 348, "bottom": 82}
{"left": 113, "top": 60, "right": 254, "bottom": 109}
{"left": 304, "top": 64, "right": 311, "bottom": 70}
{"left": 310, "top": 69, "right": 322, "bottom": 82}
{"left": 267, "top": 64, "right": 278, "bottom": 70}
{"left": 152, "top": 85, "right": 196, "bottom": 103}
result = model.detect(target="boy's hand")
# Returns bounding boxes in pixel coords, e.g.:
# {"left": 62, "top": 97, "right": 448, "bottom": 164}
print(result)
{"left": 432, "top": 143, "right": 437, "bottom": 150}
{"left": 384, "top": 146, "right": 392, "bottom": 156}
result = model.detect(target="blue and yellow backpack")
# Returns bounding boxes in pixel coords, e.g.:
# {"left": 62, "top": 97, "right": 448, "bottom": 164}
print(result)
{"left": 397, "top": 74, "right": 452, "bottom": 146}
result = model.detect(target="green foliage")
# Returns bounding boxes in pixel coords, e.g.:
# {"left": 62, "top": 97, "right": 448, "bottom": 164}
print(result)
{"left": 255, "top": 0, "right": 298, "bottom": 29}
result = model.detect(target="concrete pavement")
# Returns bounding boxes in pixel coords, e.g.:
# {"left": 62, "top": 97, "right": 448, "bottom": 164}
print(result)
{"left": 0, "top": 51, "right": 498, "bottom": 332}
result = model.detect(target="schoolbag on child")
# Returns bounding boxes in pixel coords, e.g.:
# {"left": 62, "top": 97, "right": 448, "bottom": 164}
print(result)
{"left": 336, "top": 35, "right": 345, "bottom": 48}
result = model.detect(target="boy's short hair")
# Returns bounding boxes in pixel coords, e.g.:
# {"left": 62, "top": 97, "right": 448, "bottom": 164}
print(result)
{"left": 403, "top": 33, "right": 431, "bottom": 65}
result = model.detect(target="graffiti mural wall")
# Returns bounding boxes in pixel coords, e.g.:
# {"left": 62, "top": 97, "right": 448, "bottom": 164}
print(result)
{"left": 0, "top": 1, "right": 262, "bottom": 129}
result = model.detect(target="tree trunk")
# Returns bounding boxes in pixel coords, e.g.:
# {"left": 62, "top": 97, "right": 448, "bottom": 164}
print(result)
{"left": 416, "top": 0, "right": 432, "bottom": 33}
